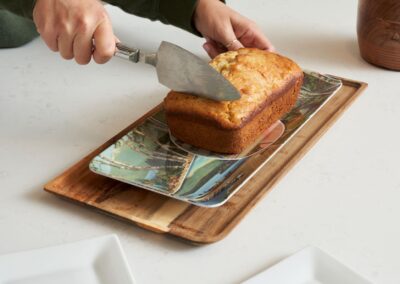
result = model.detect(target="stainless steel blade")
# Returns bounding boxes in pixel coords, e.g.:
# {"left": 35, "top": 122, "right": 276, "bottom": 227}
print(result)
{"left": 115, "top": 41, "right": 241, "bottom": 101}
{"left": 153, "top": 41, "right": 241, "bottom": 101}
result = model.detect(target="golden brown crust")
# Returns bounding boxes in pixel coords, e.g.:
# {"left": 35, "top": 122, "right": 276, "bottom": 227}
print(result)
{"left": 164, "top": 48, "right": 303, "bottom": 130}
{"left": 163, "top": 48, "right": 303, "bottom": 154}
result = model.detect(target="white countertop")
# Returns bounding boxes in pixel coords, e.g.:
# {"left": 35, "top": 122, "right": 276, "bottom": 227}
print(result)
{"left": 1, "top": 0, "right": 399, "bottom": 283}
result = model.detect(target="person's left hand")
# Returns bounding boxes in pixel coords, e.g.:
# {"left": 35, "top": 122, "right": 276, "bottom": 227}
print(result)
{"left": 193, "top": 0, "right": 275, "bottom": 58}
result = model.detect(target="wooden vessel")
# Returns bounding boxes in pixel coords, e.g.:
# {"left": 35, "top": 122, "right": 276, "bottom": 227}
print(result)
{"left": 357, "top": 0, "right": 400, "bottom": 70}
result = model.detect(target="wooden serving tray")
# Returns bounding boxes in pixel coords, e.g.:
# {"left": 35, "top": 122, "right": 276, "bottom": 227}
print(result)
{"left": 44, "top": 77, "right": 367, "bottom": 244}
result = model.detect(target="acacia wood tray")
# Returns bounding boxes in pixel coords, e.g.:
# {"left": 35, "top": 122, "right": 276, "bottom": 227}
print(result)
{"left": 44, "top": 77, "right": 367, "bottom": 244}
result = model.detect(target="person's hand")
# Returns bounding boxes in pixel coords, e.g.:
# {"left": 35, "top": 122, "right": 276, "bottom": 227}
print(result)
{"left": 193, "top": 0, "right": 274, "bottom": 58}
{"left": 33, "top": 0, "right": 116, "bottom": 64}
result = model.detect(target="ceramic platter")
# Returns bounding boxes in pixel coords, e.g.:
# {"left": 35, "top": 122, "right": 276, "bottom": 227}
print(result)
{"left": 90, "top": 71, "right": 342, "bottom": 207}
{"left": 0, "top": 235, "right": 135, "bottom": 284}
{"left": 242, "top": 247, "right": 372, "bottom": 284}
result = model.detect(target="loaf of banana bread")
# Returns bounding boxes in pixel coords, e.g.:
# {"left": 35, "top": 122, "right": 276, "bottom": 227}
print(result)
{"left": 164, "top": 48, "right": 303, "bottom": 154}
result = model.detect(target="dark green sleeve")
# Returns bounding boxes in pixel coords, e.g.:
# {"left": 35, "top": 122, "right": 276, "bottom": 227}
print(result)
{"left": 0, "top": 1, "right": 38, "bottom": 48}
{"left": 0, "top": 0, "right": 206, "bottom": 48}
{"left": 0, "top": 0, "right": 36, "bottom": 19}
{"left": 0, "top": 0, "right": 201, "bottom": 35}
{"left": 106, "top": 0, "right": 201, "bottom": 36}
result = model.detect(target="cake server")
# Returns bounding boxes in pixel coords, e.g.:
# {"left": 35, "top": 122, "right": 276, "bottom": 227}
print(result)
{"left": 114, "top": 41, "right": 241, "bottom": 101}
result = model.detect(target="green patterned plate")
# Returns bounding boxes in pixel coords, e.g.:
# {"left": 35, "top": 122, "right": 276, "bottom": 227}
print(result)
{"left": 89, "top": 71, "right": 342, "bottom": 207}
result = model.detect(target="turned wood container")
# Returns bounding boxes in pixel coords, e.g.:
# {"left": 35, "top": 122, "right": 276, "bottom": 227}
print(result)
{"left": 357, "top": 0, "right": 400, "bottom": 70}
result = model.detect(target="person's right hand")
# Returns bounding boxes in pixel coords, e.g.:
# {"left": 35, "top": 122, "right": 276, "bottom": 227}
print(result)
{"left": 33, "top": 0, "right": 116, "bottom": 64}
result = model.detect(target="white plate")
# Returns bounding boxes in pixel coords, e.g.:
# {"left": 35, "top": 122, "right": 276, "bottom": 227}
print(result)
{"left": 242, "top": 247, "right": 372, "bottom": 284}
{"left": 0, "top": 234, "right": 135, "bottom": 284}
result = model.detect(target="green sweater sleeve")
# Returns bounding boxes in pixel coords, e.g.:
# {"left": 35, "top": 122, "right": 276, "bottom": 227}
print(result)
{"left": 107, "top": 0, "right": 201, "bottom": 35}
{"left": 0, "top": 1, "right": 38, "bottom": 48}
{"left": 0, "top": 0, "right": 36, "bottom": 19}
{"left": 0, "top": 0, "right": 201, "bottom": 35}
{"left": 0, "top": 0, "right": 222, "bottom": 48}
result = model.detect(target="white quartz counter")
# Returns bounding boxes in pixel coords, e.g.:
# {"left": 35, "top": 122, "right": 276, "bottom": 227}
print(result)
{"left": 1, "top": 0, "right": 399, "bottom": 283}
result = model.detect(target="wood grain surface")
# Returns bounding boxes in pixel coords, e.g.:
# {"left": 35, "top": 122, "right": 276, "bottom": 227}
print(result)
{"left": 44, "top": 78, "right": 367, "bottom": 244}
{"left": 357, "top": 0, "right": 400, "bottom": 70}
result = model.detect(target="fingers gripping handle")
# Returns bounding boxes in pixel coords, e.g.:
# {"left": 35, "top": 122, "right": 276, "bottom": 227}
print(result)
{"left": 114, "top": 43, "right": 140, "bottom": 63}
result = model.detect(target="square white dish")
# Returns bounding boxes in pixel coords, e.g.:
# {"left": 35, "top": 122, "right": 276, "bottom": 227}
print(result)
{"left": 242, "top": 247, "right": 372, "bottom": 284}
{"left": 0, "top": 234, "right": 135, "bottom": 284}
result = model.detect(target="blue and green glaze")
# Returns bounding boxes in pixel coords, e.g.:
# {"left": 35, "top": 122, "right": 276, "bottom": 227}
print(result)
{"left": 90, "top": 71, "right": 342, "bottom": 207}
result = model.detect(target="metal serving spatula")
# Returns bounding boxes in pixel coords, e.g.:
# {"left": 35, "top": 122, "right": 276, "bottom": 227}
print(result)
{"left": 114, "top": 41, "right": 241, "bottom": 101}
